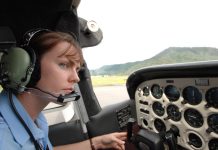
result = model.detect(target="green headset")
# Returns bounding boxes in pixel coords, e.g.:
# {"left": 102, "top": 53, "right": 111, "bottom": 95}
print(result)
{"left": 0, "top": 28, "right": 50, "bottom": 92}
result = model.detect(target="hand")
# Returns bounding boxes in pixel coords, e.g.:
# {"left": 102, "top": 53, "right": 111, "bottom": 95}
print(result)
{"left": 91, "top": 132, "right": 127, "bottom": 150}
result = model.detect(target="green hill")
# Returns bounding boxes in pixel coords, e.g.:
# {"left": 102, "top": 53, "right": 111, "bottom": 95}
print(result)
{"left": 90, "top": 47, "right": 218, "bottom": 75}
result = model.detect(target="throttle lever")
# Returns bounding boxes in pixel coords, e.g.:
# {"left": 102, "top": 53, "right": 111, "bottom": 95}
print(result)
{"left": 127, "top": 118, "right": 135, "bottom": 142}
{"left": 164, "top": 125, "right": 179, "bottom": 150}
{"left": 165, "top": 131, "right": 177, "bottom": 150}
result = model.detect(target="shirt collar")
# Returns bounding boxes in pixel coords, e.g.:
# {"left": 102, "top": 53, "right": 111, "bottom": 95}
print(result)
{"left": 0, "top": 90, "right": 49, "bottom": 146}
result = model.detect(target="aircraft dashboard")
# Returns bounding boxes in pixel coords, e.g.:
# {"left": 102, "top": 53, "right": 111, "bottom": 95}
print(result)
{"left": 126, "top": 60, "right": 218, "bottom": 150}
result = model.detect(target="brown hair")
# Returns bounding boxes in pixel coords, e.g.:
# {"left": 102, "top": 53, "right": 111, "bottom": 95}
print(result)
{"left": 27, "top": 31, "right": 84, "bottom": 87}
{"left": 31, "top": 31, "right": 84, "bottom": 65}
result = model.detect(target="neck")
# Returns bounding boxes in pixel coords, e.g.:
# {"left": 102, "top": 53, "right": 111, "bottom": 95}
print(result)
{"left": 17, "top": 92, "right": 49, "bottom": 120}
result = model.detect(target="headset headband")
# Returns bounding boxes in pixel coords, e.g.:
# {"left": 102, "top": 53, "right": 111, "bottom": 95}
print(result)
{"left": 22, "top": 28, "right": 51, "bottom": 47}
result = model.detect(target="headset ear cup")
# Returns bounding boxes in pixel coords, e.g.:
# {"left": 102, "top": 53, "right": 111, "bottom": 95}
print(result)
{"left": 1, "top": 47, "right": 33, "bottom": 90}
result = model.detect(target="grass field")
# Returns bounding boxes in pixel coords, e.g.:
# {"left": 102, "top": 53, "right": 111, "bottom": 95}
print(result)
{"left": 0, "top": 76, "right": 128, "bottom": 89}
{"left": 91, "top": 75, "right": 128, "bottom": 87}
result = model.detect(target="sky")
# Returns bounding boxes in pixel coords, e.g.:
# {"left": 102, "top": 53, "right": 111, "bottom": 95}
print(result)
{"left": 77, "top": 0, "right": 218, "bottom": 69}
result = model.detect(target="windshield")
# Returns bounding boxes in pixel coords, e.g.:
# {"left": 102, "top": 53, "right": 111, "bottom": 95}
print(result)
{"left": 78, "top": 0, "right": 218, "bottom": 107}
{"left": 78, "top": 0, "right": 218, "bottom": 75}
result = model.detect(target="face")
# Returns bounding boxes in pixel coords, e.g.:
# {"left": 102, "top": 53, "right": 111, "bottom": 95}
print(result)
{"left": 35, "top": 41, "right": 81, "bottom": 96}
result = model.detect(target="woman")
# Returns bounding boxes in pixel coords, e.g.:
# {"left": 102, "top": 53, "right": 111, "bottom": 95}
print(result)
{"left": 0, "top": 30, "right": 127, "bottom": 150}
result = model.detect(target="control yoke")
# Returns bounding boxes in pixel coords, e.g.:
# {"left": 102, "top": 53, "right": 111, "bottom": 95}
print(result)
{"left": 127, "top": 118, "right": 179, "bottom": 150}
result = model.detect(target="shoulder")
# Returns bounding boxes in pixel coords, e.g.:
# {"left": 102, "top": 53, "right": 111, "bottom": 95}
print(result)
{"left": 0, "top": 115, "right": 36, "bottom": 150}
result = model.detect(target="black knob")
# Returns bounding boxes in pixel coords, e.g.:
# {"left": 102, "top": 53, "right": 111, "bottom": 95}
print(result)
{"left": 127, "top": 118, "right": 135, "bottom": 142}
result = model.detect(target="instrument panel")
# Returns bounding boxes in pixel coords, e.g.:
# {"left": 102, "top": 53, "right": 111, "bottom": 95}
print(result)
{"left": 135, "top": 77, "right": 218, "bottom": 150}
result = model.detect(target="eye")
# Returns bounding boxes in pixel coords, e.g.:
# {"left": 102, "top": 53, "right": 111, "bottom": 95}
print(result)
{"left": 59, "top": 63, "right": 69, "bottom": 69}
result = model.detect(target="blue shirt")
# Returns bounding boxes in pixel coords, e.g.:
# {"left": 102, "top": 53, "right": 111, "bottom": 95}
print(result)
{"left": 0, "top": 90, "right": 53, "bottom": 150}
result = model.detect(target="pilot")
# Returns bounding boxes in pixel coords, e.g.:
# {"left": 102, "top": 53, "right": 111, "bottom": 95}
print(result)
{"left": 0, "top": 29, "right": 127, "bottom": 150}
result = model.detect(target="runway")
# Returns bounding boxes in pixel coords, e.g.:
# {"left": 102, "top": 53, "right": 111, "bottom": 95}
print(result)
{"left": 93, "top": 85, "right": 130, "bottom": 107}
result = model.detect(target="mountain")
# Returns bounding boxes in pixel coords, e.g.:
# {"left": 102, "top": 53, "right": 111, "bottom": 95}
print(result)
{"left": 90, "top": 47, "right": 218, "bottom": 75}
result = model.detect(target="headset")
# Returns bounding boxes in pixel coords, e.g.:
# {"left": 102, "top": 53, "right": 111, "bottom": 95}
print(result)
{"left": 0, "top": 28, "right": 49, "bottom": 92}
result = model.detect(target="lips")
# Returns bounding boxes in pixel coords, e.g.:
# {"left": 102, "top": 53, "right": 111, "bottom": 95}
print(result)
{"left": 62, "top": 88, "right": 74, "bottom": 94}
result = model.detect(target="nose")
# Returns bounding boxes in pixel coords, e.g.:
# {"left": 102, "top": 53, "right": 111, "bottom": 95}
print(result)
{"left": 68, "top": 69, "right": 80, "bottom": 83}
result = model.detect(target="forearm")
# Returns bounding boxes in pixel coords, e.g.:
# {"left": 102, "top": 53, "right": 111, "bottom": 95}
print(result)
{"left": 53, "top": 132, "right": 126, "bottom": 150}
{"left": 54, "top": 139, "right": 92, "bottom": 150}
